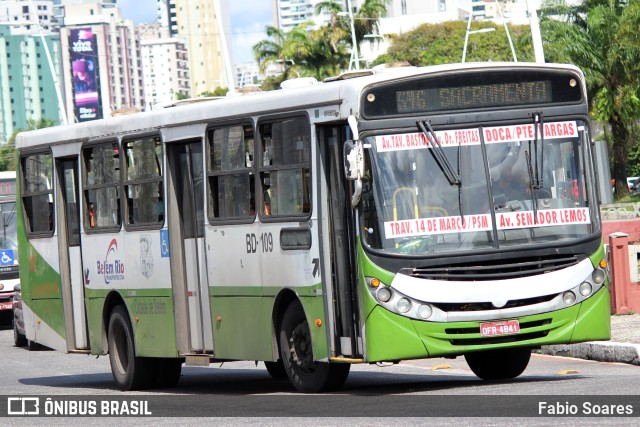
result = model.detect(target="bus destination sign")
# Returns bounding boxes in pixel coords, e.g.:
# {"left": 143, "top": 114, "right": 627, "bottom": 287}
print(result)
{"left": 362, "top": 70, "right": 584, "bottom": 118}
{"left": 396, "top": 80, "right": 552, "bottom": 114}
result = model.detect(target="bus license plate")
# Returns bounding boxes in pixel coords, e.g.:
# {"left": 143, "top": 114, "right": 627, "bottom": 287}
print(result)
{"left": 480, "top": 320, "right": 520, "bottom": 337}
{"left": 0, "top": 302, "right": 13, "bottom": 311}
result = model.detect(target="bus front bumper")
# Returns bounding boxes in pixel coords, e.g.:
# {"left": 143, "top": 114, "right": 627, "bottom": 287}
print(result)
{"left": 364, "top": 286, "right": 611, "bottom": 362}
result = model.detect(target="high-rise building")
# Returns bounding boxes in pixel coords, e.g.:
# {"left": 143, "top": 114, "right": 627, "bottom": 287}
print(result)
{"left": 0, "top": 0, "right": 63, "bottom": 143}
{"left": 138, "top": 23, "right": 190, "bottom": 110}
{"left": 161, "top": 0, "right": 232, "bottom": 95}
{"left": 58, "top": 1, "right": 144, "bottom": 122}
{"left": 273, "top": 0, "right": 334, "bottom": 32}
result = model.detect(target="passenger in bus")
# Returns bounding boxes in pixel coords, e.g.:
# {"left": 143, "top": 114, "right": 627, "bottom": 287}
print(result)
{"left": 89, "top": 202, "right": 96, "bottom": 228}
{"left": 263, "top": 174, "right": 277, "bottom": 216}
{"left": 493, "top": 167, "right": 531, "bottom": 208}
{"left": 156, "top": 183, "right": 164, "bottom": 222}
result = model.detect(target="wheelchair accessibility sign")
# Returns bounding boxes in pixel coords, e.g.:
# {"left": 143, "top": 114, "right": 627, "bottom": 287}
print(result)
{"left": 0, "top": 249, "right": 14, "bottom": 266}
{"left": 160, "top": 229, "right": 170, "bottom": 258}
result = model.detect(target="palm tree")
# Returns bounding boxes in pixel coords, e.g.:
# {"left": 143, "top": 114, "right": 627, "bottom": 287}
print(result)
{"left": 314, "top": 1, "right": 348, "bottom": 55}
{"left": 542, "top": 0, "right": 640, "bottom": 196}
{"left": 353, "top": 0, "right": 390, "bottom": 44}
{"left": 253, "top": 25, "right": 305, "bottom": 80}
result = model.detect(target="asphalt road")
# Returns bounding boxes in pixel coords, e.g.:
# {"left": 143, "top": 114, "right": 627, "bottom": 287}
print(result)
{"left": 1, "top": 326, "right": 639, "bottom": 425}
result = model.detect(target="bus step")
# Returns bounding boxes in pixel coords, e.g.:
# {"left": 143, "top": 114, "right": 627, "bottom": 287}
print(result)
{"left": 185, "top": 355, "right": 211, "bottom": 366}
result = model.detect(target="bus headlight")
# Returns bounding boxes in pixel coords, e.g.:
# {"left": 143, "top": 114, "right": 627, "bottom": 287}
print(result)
{"left": 376, "top": 287, "right": 392, "bottom": 303}
{"left": 396, "top": 298, "right": 411, "bottom": 313}
{"left": 579, "top": 282, "right": 593, "bottom": 297}
{"left": 563, "top": 291, "right": 576, "bottom": 305}
{"left": 417, "top": 304, "right": 433, "bottom": 320}
{"left": 592, "top": 269, "right": 606, "bottom": 285}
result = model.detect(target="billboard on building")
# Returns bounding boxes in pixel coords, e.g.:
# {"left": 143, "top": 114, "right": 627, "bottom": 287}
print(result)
{"left": 70, "top": 28, "right": 102, "bottom": 122}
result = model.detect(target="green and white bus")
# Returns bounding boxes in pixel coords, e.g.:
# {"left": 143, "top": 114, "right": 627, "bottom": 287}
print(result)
{"left": 16, "top": 62, "right": 610, "bottom": 392}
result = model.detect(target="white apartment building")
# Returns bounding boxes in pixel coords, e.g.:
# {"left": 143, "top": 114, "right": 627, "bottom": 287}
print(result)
{"left": 138, "top": 23, "right": 190, "bottom": 110}
{"left": 273, "top": 0, "right": 334, "bottom": 32}
{"left": 170, "top": 0, "right": 233, "bottom": 95}
{"left": 58, "top": 0, "right": 144, "bottom": 122}
{"left": 0, "top": 0, "right": 57, "bottom": 32}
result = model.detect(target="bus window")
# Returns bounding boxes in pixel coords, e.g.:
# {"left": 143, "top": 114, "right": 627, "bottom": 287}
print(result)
{"left": 83, "top": 142, "right": 121, "bottom": 230}
{"left": 207, "top": 124, "right": 255, "bottom": 221}
{"left": 258, "top": 117, "right": 311, "bottom": 218}
{"left": 20, "top": 152, "right": 54, "bottom": 235}
{"left": 123, "top": 135, "right": 163, "bottom": 227}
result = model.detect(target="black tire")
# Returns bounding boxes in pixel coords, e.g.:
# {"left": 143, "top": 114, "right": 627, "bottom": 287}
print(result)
{"left": 155, "top": 358, "right": 183, "bottom": 388}
{"left": 264, "top": 360, "right": 287, "bottom": 379}
{"left": 464, "top": 347, "right": 532, "bottom": 380}
{"left": 13, "top": 321, "right": 27, "bottom": 347}
{"left": 107, "top": 305, "right": 157, "bottom": 390}
{"left": 278, "top": 301, "right": 350, "bottom": 393}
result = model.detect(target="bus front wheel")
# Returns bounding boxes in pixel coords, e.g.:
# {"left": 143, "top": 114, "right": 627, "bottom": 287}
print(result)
{"left": 464, "top": 347, "right": 531, "bottom": 380}
{"left": 278, "top": 301, "right": 350, "bottom": 392}
{"left": 107, "top": 305, "right": 156, "bottom": 390}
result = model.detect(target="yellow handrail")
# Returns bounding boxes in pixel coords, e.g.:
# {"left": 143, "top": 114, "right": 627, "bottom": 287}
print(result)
{"left": 393, "top": 187, "right": 419, "bottom": 221}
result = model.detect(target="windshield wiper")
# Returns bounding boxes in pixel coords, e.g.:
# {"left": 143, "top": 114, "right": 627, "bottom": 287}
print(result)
{"left": 417, "top": 120, "right": 461, "bottom": 186}
{"left": 525, "top": 112, "right": 545, "bottom": 223}
{"left": 417, "top": 120, "right": 465, "bottom": 226}
{"left": 532, "top": 112, "right": 544, "bottom": 189}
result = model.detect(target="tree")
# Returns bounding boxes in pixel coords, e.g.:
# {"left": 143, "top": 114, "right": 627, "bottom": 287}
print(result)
{"left": 253, "top": 24, "right": 310, "bottom": 82}
{"left": 314, "top": 1, "right": 348, "bottom": 55}
{"left": 541, "top": 0, "right": 640, "bottom": 197}
{"left": 373, "top": 21, "right": 534, "bottom": 66}
{"left": 0, "top": 119, "right": 56, "bottom": 172}
{"left": 253, "top": 0, "right": 391, "bottom": 87}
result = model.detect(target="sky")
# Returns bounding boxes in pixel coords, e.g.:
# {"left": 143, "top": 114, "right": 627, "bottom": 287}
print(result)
{"left": 117, "top": 0, "right": 273, "bottom": 64}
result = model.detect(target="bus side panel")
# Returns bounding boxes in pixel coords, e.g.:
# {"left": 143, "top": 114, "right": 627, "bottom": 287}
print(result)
{"left": 207, "top": 225, "right": 271, "bottom": 360}
{"left": 82, "top": 232, "right": 178, "bottom": 357}
{"left": 84, "top": 290, "right": 106, "bottom": 354}
{"left": 83, "top": 289, "right": 179, "bottom": 357}
{"left": 260, "top": 220, "right": 329, "bottom": 361}
{"left": 18, "top": 230, "right": 67, "bottom": 351}
{"left": 209, "top": 294, "right": 273, "bottom": 361}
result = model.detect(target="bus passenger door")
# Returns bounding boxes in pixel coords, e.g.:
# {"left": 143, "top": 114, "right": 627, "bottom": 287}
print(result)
{"left": 166, "top": 140, "right": 213, "bottom": 353}
{"left": 317, "top": 124, "right": 361, "bottom": 357}
{"left": 55, "top": 157, "right": 88, "bottom": 350}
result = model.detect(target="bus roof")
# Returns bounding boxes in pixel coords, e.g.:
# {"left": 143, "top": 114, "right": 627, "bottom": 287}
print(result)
{"left": 15, "top": 62, "right": 583, "bottom": 150}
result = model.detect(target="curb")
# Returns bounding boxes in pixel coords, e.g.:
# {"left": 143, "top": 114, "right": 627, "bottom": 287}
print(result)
{"left": 539, "top": 342, "right": 640, "bottom": 366}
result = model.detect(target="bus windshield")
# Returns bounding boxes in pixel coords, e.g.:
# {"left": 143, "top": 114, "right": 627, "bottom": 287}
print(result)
{"left": 0, "top": 201, "right": 17, "bottom": 252}
{"left": 361, "top": 120, "right": 595, "bottom": 255}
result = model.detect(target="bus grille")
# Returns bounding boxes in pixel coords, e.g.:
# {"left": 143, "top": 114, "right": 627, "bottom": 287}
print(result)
{"left": 0, "top": 265, "right": 19, "bottom": 280}
{"left": 432, "top": 294, "right": 557, "bottom": 313}
{"left": 403, "top": 255, "right": 580, "bottom": 281}
{"left": 445, "top": 319, "right": 552, "bottom": 346}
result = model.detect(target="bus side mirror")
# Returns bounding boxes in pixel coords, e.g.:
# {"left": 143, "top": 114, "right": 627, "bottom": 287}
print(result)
{"left": 343, "top": 140, "right": 364, "bottom": 207}
{"left": 343, "top": 140, "right": 364, "bottom": 181}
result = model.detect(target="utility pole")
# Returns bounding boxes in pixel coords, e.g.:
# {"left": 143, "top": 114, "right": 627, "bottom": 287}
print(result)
{"left": 525, "top": 0, "right": 545, "bottom": 63}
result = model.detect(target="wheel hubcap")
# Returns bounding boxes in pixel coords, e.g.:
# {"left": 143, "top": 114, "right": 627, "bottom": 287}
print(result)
{"left": 289, "top": 322, "right": 314, "bottom": 370}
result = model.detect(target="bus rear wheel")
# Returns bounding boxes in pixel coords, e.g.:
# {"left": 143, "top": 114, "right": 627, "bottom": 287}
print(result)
{"left": 155, "top": 358, "right": 183, "bottom": 388}
{"left": 107, "top": 305, "right": 156, "bottom": 390}
{"left": 464, "top": 347, "right": 531, "bottom": 380}
{"left": 278, "top": 301, "right": 350, "bottom": 393}
{"left": 264, "top": 360, "right": 287, "bottom": 379}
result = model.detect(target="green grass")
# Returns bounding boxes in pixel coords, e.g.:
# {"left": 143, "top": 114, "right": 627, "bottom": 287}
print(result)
{"left": 613, "top": 194, "right": 640, "bottom": 204}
